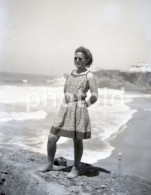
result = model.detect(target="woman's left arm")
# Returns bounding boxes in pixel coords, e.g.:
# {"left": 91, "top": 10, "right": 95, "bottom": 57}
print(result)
{"left": 86, "top": 72, "right": 98, "bottom": 107}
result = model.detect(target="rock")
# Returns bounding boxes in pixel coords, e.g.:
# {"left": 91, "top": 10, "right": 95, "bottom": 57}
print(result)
{"left": 0, "top": 147, "right": 151, "bottom": 195}
{"left": 1, "top": 171, "right": 8, "bottom": 174}
{"left": 101, "top": 184, "right": 107, "bottom": 189}
{"left": 54, "top": 157, "right": 67, "bottom": 167}
{"left": 29, "top": 158, "right": 35, "bottom": 161}
{"left": 80, "top": 182, "right": 85, "bottom": 186}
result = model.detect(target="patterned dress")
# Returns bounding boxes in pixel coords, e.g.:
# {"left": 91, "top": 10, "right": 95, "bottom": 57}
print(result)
{"left": 50, "top": 70, "right": 91, "bottom": 139}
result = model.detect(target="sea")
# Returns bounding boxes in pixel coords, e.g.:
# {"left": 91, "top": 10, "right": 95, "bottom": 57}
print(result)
{"left": 0, "top": 72, "right": 151, "bottom": 165}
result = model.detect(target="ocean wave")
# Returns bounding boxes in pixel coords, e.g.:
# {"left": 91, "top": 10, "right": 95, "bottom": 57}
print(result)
{"left": 0, "top": 110, "right": 47, "bottom": 123}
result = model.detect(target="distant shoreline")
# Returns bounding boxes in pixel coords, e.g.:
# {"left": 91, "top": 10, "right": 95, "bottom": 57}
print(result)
{"left": 94, "top": 96, "right": 151, "bottom": 181}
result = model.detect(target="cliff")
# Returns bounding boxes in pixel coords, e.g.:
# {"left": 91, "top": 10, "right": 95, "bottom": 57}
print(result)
{"left": 94, "top": 70, "right": 151, "bottom": 91}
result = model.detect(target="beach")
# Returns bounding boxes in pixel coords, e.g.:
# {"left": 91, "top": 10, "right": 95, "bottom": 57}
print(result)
{"left": 0, "top": 72, "right": 151, "bottom": 193}
{"left": 0, "top": 85, "right": 139, "bottom": 163}
{"left": 94, "top": 96, "right": 151, "bottom": 181}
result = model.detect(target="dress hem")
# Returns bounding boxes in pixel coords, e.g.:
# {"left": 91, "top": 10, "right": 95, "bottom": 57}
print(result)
{"left": 50, "top": 126, "right": 91, "bottom": 139}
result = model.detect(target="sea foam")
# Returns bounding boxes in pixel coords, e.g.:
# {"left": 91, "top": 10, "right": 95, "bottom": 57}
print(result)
{"left": 0, "top": 83, "right": 148, "bottom": 163}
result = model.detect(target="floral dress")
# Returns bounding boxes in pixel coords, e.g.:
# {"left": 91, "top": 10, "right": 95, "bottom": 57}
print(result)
{"left": 50, "top": 70, "right": 91, "bottom": 139}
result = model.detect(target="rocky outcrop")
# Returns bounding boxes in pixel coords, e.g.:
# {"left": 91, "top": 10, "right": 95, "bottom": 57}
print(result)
{"left": 94, "top": 70, "right": 151, "bottom": 91}
{"left": 0, "top": 146, "right": 151, "bottom": 195}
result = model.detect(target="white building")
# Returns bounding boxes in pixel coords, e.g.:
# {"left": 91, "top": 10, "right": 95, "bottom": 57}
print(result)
{"left": 129, "top": 64, "right": 151, "bottom": 72}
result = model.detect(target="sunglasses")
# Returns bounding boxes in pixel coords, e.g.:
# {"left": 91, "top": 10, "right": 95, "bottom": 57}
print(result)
{"left": 74, "top": 57, "right": 85, "bottom": 61}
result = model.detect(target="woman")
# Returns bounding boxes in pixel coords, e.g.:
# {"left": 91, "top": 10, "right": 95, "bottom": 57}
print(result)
{"left": 41, "top": 46, "right": 98, "bottom": 179}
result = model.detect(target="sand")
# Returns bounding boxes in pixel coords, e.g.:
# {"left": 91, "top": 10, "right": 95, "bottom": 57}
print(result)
{"left": 94, "top": 96, "right": 151, "bottom": 181}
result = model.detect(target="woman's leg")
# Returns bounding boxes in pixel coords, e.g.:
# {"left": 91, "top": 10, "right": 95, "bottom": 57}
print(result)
{"left": 73, "top": 138, "right": 83, "bottom": 169}
{"left": 66, "top": 138, "right": 83, "bottom": 178}
{"left": 47, "top": 133, "right": 60, "bottom": 165}
{"left": 39, "top": 133, "right": 60, "bottom": 172}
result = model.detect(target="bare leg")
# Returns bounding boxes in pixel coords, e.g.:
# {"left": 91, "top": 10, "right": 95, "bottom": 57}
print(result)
{"left": 39, "top": 133, "right": 60, "bottom": 172}
{"left": 66, "top": 138, "right": 83, "bottom": 179}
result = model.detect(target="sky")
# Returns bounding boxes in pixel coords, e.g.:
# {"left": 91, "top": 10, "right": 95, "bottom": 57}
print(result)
{"left": 0, "top": 0, "right": 151, "bottom": 76}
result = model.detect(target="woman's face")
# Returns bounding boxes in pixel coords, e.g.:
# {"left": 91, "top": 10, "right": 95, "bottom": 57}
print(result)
{"left": 74, "top": 52, "right": 87, "bottom": 69}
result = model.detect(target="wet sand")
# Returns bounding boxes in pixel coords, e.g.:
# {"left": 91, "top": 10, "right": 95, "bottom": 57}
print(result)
{"left": 94, "top": 96, "right": 151, "bottom": 181}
